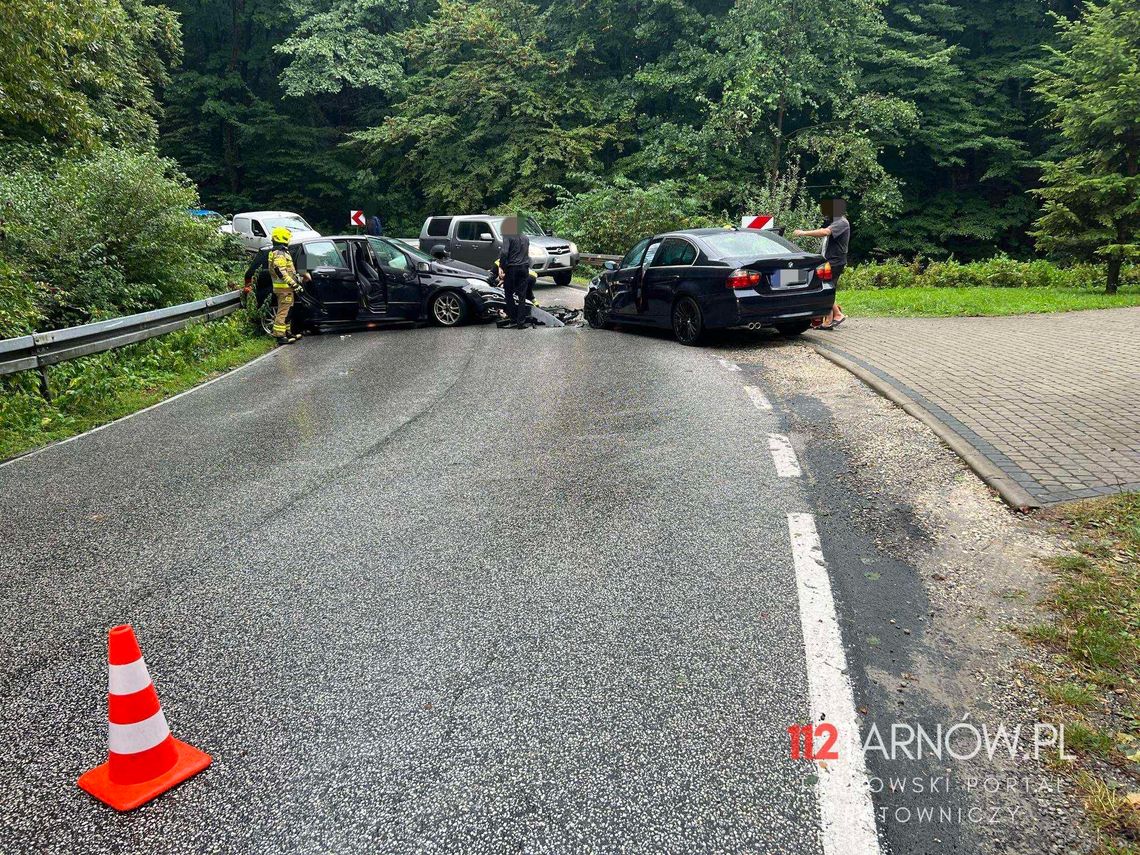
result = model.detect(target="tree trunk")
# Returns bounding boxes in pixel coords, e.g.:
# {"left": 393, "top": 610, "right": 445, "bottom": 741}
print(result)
{"left": 1106, "top": 256, "right": 1121, "bottom": 295}
{"left": 1106, "top": 220, "right": 1126, "bottom": 294}
{"left": 769, "top": 94, "right": 786, "bottom": 197}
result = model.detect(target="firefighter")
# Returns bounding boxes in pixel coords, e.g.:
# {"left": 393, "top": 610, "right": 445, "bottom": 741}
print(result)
{"left": 269, "top": 227, "right": 303, "bottom": 344}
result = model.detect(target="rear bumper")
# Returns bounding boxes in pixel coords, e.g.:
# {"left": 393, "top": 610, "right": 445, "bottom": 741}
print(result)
{"left": 704, "top": 287, "right": 834, "bottom": 328}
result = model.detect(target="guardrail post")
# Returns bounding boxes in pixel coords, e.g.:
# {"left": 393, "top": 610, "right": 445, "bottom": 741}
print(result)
{"left": 30, "top": 336, "right": 52, "bottom": 401}
{"left": 37, "top": 365, "right": 52, "bottom": 401}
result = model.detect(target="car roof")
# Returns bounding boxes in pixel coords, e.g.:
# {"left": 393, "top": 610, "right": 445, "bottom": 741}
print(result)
{"left": 429, "top": 214, "right": 504, "bottom": 221}
{"left": 235, "top": 210, "right": 306, "bottom": 218}
{"left": 653, "top": 227, "right": 734, "bottom": 239}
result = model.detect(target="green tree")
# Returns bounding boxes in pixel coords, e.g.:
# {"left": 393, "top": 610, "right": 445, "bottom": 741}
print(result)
{"left": 1033, "top": 0, "right": 1140, "bottom": 292}
{"left": 352, "top": 0, "right": 616, "bottom": 212}
{"left": 0, "top": 0, "right": 181, "bottom": 151}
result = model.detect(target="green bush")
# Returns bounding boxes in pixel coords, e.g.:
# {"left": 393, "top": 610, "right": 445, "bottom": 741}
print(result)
{"left": 843, "top": 256, "right": 1139, "bottom": 290}
{"left": 0, "top": 147, "right": 243, "bottom": 332}
{"left": 549, "top": 179, "right": 715, "bottom": 255}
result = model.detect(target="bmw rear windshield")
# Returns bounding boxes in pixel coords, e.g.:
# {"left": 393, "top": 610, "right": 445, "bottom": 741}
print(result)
{"left": 700, "top": 231, "right": 801, "bottom": 259}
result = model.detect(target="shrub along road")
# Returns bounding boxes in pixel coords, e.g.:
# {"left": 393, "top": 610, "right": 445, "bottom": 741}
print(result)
{"left": 0, "top": 320, "right": 1085, "bottom": 853}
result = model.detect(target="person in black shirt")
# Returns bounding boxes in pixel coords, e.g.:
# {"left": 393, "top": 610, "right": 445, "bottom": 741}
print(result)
{"left": 244, "top": 246, "right": 271, "bottom": 292}
{"left": 794, "top": 198, "right": 849, "bottom": 329}
{"left": 498, "top": 217, "right": 532, "bottom": 328}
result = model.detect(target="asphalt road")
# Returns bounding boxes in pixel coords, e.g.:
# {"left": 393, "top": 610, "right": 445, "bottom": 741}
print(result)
{"left": 0, "top": 317, "right": 847, "bottom": 854}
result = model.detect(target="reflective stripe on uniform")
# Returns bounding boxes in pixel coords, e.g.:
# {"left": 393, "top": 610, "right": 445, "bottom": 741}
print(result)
{"left": 108, "top": 708, "right": 171, "bottom": 755}
{"left": 108, "top": 658, "right": 152, "bottom": 696}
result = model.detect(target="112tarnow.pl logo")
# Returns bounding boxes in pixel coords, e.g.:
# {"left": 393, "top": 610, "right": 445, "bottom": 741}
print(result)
{"left": 788, "top": 723, "right": 839, "bottom": 760}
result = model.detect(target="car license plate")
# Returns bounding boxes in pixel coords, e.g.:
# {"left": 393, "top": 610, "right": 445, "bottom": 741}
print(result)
{"left": 776, "top": 269, "right": 808, "bottom": 287}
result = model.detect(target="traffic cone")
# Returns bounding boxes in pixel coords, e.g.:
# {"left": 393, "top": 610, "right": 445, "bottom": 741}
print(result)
{"left": 78, "top": 624, "right": 211, "bottom": 811}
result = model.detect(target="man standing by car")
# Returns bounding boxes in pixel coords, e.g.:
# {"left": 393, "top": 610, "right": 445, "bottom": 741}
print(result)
{"left": 497, "top": 216, "right": 531, "bottom": 328}
{"left": 269, "top": 226, "right": 303, "bottom": 344}
{"left": 793, "top": 198, "right": 849, "bottom": 329}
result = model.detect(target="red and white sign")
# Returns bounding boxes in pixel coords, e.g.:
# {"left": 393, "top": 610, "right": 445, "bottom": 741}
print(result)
{"left": 741, "top": 214, "right": 774, "bottom": 230}
{"left": 349, "top": 210, "right": 366, "bottom": 227}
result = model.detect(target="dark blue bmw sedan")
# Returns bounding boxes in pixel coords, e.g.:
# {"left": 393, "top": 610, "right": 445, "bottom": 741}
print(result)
{"left": 584, "top": 228, "right": 836, "bottom": 345}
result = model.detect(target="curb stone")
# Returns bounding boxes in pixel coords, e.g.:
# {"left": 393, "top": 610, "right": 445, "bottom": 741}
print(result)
{"left": 811, "top": 343, "right": 1039, "bottom": 513}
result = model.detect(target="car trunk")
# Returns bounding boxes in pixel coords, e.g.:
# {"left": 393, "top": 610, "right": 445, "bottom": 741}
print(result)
{"left": 728, "top": 253, "right": 826, "bottom": 293}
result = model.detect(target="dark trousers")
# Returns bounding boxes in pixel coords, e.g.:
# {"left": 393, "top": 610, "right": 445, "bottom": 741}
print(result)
{"left": 504, "top": 265, "right": 531, "bottom": 323}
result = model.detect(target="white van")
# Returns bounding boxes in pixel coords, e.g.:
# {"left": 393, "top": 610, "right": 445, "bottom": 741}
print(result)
{"left": 230, "top": 211, "right": 321, "bottom": 254}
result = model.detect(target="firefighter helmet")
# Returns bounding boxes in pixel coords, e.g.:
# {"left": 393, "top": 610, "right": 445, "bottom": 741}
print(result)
{"left": 271, "top": 226, "right": 292, "bottom": 245}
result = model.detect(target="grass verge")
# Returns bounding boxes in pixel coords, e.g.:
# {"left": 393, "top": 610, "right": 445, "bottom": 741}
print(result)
{"left": 0, "top": 311, "right": 273, "bottom": 461}
{"left": 1026, "top": 493, "right": 1140, "bottom": 853}
{"left": 841, "top": 286, "right": 1140, "bottom": 317}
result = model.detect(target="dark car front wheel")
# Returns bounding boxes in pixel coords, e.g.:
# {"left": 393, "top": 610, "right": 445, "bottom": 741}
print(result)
{"left": 584, "top": 291, "right": 612, "bottom": 330}
{"left": 775, "top": 319, "right": 812, "bottom": 337}
{"left": 430, "top": 291, "right": 468, "bottom": 327}
{"left": 552, "top": 270, "right": 573, "bottom": 287}
{"left": 672, "top": 296, "right": 705, "bottom": 346}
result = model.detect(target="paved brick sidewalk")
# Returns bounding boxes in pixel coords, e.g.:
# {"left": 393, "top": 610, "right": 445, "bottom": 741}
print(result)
{"left": 808, "top": 307, "right": 1140, "bottom": 506}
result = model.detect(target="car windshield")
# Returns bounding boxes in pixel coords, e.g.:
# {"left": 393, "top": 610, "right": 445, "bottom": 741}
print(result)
{"left": 701, "top": 231, "right": 801, "bottom": 259}
{"left": 262, "top": 214, "right": 312, "bottom": 232}
{"left": 521, "top": 217, "right": 546, "bottom": 237}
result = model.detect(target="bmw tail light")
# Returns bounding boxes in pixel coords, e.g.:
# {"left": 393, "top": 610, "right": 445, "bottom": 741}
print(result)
{"left": 816, "top": 262, "right": 833, "bottom": 281}
{"left": 727, "top": 269, "right": 762, "bottom": 289}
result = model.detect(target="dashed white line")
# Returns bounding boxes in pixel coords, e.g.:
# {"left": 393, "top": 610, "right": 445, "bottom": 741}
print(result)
{"left": 744, "top": 385, "right": 772, "bottom": 411}
{"left": 787, "top": 512, "right": 881, "bottom": 855}
{"left": 768, "top": 433, "right": 802, "bottom": 478}
{"left": 718, "top": 358, "right": 742, "bottom": 372}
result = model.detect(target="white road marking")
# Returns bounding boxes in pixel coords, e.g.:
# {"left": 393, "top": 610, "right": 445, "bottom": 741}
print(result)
{"left": 718, "top": 358, "right": 741, "bottom": 372}
{"left": 768, "top": 433, "right": 802, "bottom": 477}
{"left": 744, "top": 385, "right": 772, "bottom": 411}
{"left": 787, "top": 513, "right": 881, "bottom": 855}
{"left": 0, "top": 347, "right": 281, "bottom": 470}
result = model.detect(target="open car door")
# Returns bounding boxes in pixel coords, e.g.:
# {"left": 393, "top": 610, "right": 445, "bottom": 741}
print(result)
{"left": 296, "top": 239, "right": 357, "bottom": 323}
{"left": 352, "top": 240, "right": 388, "bottom": 318}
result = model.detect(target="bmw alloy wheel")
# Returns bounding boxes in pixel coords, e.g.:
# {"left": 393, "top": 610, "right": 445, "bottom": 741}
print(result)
{"left": 672, "top": 296, "right": 704, "bottom": 346}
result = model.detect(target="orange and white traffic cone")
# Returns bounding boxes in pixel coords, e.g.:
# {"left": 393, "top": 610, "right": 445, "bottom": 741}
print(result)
{"left": 78, "top": 624, "right": 211, "bottom": 811}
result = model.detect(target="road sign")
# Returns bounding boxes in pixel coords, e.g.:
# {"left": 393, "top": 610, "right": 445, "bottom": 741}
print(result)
{"left": 349, "top": 210, "right": 365, "bottom": 227}
{"left": 741, "top": 214, "right": 774, "bottom": 230}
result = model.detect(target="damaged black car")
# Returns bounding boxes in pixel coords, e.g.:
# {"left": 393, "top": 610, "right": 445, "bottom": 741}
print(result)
{"left": 249, "top": 235, "right": 509, "bottom": 334}
{"left": 584, "top": 228, "right": 835, "bottom": 345}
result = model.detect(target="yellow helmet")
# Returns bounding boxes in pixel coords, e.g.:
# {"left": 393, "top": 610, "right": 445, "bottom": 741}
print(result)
{"left": 271, "top": 226, "right": 292, "bottom": 245}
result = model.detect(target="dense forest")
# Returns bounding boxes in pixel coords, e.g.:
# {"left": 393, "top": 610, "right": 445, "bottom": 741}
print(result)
{"left": 0, "top": 0, "right": 1137, "bottom": 335}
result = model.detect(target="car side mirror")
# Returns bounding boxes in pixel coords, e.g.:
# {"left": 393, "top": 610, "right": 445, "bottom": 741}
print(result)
{"left": 478, "top": 233, "right": 493, "bottom": 242}
{"left": 431, "top": 244, "right": 449, "bottom": 260}
{"left": 416, "top": 261, "right": 431, "bottom": 273}
{"left": 603, "top": 260, "right": 617, "bottom": 271}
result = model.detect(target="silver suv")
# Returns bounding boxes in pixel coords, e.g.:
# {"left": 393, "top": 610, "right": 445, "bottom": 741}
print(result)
{"left": 418, "top": 214, "right": 579, "bottom": 286}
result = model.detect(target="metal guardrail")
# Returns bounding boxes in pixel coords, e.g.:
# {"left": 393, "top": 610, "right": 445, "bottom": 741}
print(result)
{"left": 0, "top": 290, "right": 243, "bottom": 397}
{"left": 578, "top": 253, "right": 621, "bottom": 266}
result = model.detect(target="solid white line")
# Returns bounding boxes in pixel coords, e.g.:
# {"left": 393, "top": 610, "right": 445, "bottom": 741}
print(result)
{"left": 718, "top": 358, "right": 741, "bottom": 372}
{"left": 744, "top": 385, "right": 772, "bottom": 411}
{"left": 787, "top": 513, "right": 881, "bottom": 855}
{"left": 768, "top": 433, "right": 802, "bottom": 478}
{"left": 0, "top": 346, "right": 281, "bottom": 470}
